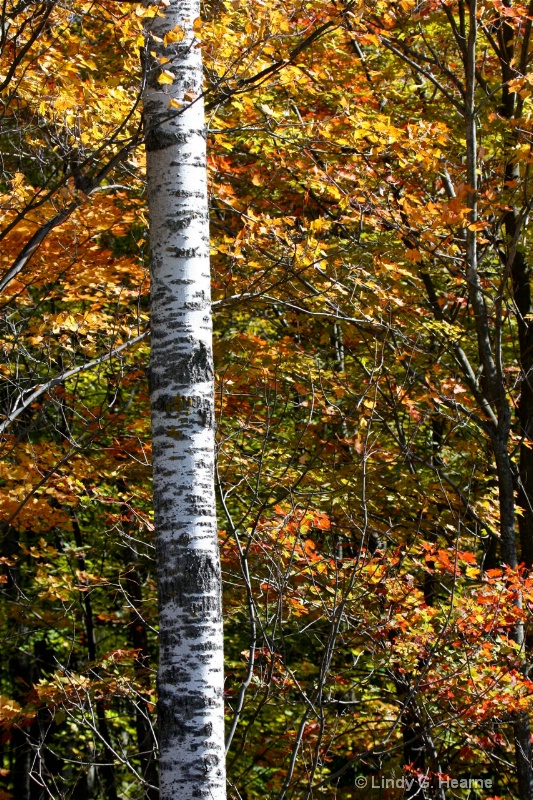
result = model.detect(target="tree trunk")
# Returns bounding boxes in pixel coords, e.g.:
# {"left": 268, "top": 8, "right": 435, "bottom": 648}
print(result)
{"left": 493, "top": 6, "right": 533, "bottom": 798}
{"left": 143, "top": 1, "right": 226, "bottom": 798}
{"left": 495, "top": 0, "right": 533, "bottom": 570}
{"left": 10, "top": 652, "right": 32, "bottom": 800}
{"left": 463, "top": 3, "right": 533, "bottom": 796}
{"left": 72, "top": 515, "right": 118, "bottom": 800}
{"left": 123, "top": 543, "right": 159, "bottom": 799}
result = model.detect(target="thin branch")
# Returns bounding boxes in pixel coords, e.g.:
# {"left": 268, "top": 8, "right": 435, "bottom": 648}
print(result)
{"left": 0, "top": 331, "right": 148, "bottom": 435}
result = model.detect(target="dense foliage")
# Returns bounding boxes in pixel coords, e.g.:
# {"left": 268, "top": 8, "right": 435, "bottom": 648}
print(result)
{"left": 2, "top": 0, "right": 533, "bottom": 797}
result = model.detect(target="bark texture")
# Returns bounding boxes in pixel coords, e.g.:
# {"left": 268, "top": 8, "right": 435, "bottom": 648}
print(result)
{"left": 496, "top": 9, "right": 533, "bottom": 799}
{"left": 143, "top": 3, "right": 226, "bottom": 798}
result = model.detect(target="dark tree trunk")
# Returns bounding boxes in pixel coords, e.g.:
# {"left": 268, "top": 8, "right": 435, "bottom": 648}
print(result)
{"left": 124, "top": 543, "right": 159, "bottom": 799}
{"left": 72, "top": 515, "right": 118, "bottom": 800}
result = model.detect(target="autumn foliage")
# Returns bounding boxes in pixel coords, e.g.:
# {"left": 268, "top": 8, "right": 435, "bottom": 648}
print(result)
{"left": 2, "top": 0, "right": 533, "bottom": 797}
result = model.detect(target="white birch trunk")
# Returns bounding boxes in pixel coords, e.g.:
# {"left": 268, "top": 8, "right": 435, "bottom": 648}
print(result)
{"left": 143, "top": 2, "right": 226, "bottom": 797}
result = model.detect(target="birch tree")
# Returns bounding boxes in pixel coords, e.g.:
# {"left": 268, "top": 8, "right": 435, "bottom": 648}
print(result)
{"left": 143, "top": 2, "right": 226, "bottom": 798}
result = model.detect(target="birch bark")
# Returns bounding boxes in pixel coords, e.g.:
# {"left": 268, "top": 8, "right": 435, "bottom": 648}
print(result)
{"left": 143, "top": 2, "right": 226, "bottom": 797}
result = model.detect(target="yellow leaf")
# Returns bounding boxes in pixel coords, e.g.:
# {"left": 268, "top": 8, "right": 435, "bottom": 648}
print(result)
{"left": 405, "top": 248, "right": 423, "bottom": 263}
{"left": 168, "top": 98, "right": 182, "bottom": 109}
{"left": 193, "top": 16, "right": 202, "bottom": 40}
{"left": 157, "top": 70, "right": 175, "bottom": 85}
{"left": 164, "top": 25, "right": 184, "bottom": 45}
{"left": 0, "top": 695, "right": 22, "bottom": 721}
{"left": 508, "top": 78, "right": 524, "bottom": 92}
{"left": 54, "top": 96, "right": 74, "bottom": 112}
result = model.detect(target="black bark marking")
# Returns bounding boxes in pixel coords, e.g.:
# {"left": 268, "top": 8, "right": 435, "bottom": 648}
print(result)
{"left": 173, "top": 188, "right": 205, "bottom": 197}
{"left": 152, "top": 394, "right": 213, "bottom": 430}
{"left": 172, "top": 247, "right": 199, "bottom": 258}
{"left": 158, "top": 691, "right": 222, "bottom": 742}
{"left": 187, "top": 341, "right": 213, "bottom": 383}
{"left": 151, "top": 342, "right": 214, "bottom": 393}
{"left": 158, "top": 550, "right": 221, "bottom": 615}
{"left": 164, "top": 214, "right": 204, "bottom": 233}
{"left": 145, "top": 128, "right": 189, "bottom": 152}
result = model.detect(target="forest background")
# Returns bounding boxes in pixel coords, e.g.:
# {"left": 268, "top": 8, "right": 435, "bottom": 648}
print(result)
{"left": 2, "top": 0, "right": 533, "bottom": 798}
